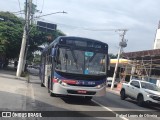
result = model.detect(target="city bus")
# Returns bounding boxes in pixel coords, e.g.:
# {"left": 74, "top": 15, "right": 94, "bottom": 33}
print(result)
{"left": 40, "top": 36, "right": 109, "bottom": 100}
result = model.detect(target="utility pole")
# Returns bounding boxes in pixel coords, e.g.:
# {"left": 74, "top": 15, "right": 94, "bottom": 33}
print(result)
{"left": 22, "top": 0, "right": 32, "bottom": 72}
{"left": 16, "top": 0, "right": 31, "bottom": 77}
{"left": 111, "top": 29, "right": 128, "bottom": 90}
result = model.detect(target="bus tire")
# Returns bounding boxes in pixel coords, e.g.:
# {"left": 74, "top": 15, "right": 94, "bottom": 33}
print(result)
{"left": 50, "top": 92, "right": 56, "bottom": 97}
{"left": 85, "top": 96, "right": 92, "bottom": 101}
{"left": 48, "top": 78, "right": 50, "bottom": 93}
{"left": 41, "top": 83, "right": 45, "bottom": 87}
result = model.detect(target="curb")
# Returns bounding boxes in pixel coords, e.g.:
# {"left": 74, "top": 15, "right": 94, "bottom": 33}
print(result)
{"left": 106, "top": 88, "right": 120, "bottom": 96}
{"left": 0, "top": 74, "right": 27, "bottom": 81}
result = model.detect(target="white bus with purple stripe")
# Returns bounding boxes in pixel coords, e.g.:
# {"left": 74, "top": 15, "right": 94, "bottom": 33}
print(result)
{"left": 40, "top": 36, "right": 109, "bottom": 100}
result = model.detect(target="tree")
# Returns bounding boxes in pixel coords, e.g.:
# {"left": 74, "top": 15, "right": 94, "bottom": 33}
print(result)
{"left": 0, "top": 11, "right": 23, "bottom": 67}
{"left": 0, "top": 11, "right": 24, "bottom": 58}
{"left": 26, "top": 26, "right": 66, "bottom": 63}
{"left": 0, "top": 11, "right": 66, "bottom": 66}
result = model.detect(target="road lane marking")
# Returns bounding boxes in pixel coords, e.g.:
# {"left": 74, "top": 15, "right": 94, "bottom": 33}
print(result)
{"left": 92, "top": 99, "right": 129, "bottom": 120}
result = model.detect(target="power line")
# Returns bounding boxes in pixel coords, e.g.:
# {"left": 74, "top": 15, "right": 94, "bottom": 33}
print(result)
{"left": 17, "top": 0, "right": 23, "bottom": 17}
{"left": 34, "top": 11, "right": 67, "bottom": 18}
{"left": 49, "top": 22, "right": 126, "bottom": 32}
{"left": 35, "top": 0, "right": 38, "bottom": 6}
{"left": 12, "top": 10, "right": 23, "bottom": 13}
{"left": 40, "top": 0, "right": 44, "bottom": 13}
{"left": 35, "top": 0, "right": 44, "bottom": 17}
{"left": 35, "top": 18, "right": 127, "bottom": 32}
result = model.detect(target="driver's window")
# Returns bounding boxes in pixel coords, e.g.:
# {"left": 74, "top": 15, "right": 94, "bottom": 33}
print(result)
{"left": 130, "top": 82, "right": 135, "bottom": 86}
{"left": 131, "top": 81, "right": 140, "bottom": 88}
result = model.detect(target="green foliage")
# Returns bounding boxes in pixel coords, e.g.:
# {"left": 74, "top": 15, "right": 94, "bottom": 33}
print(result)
{"left": 33, "top": 53, "right": 41, "bottom": 65}
{"left": 27, "top": 26, "right": 66, "bottom": 62}
{"left": 0, "top": 11, "right": 66, "bottom": 61}
{"left": 21, "top": 71, "right": 28, "bottom": 77}
{"left": 0, "top": 11, "right": 23, "bottom": 59}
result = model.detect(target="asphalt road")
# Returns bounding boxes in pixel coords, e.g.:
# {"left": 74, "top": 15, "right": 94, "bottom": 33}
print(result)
{"left": 27, "top": 68, "right": 160, "bottom": 120}
{"left": 0, "top": 68, "right": 159, "bottom": 120}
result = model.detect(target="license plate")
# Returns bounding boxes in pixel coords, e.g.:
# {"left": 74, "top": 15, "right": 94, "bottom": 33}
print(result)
{"left": 77, "top": 90, "right": 87, "bottom": 94}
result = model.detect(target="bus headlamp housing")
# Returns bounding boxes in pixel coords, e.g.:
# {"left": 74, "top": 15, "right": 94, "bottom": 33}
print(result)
{"left": 61, "top": 82, "right": 67, "bottom": 86}
{"left": 96, "top": 83, "right": 106, "bottom": 88}
{"left": 57, "top": 79, "right": 67, "bottom": 86}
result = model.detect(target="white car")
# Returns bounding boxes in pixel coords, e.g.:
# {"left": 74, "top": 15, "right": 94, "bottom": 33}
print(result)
{"left": 106, "top": 77, "right": 118, "bottom": 87}
{"left": 120, "top": 79, "right": 160, "bottom": 106}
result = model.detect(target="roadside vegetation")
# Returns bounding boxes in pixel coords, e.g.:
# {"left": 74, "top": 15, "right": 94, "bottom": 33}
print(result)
{"left": 0, "top": 11, "right": 65, "bottom": 68}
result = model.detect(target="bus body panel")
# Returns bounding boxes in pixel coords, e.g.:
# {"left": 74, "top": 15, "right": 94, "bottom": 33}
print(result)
{"left": 51, "top": 83, "right": 106, "bottom": 96}
{"left": 40, "top": 36, "right": 109, "bottom": 97}
{"left": 50, "top": 71, "right": 106, "bottom": 96}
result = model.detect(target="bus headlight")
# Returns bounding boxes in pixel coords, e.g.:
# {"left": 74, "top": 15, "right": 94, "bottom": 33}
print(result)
{"left": 61, "top": 82, "right": 67, "bottom": 86}
{"left": 58, "top": 79, "right": 67, "bottom": 86}
{"left": 96, "top": 83, "right": 105, "bottom": 88}
{"left": 57, "top": 79, "right": 62, "bottom": 84}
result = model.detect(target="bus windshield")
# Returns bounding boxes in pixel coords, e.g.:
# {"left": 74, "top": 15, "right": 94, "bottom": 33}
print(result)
{"left": 55, "top": 47, "right": 106, "bottom": 75}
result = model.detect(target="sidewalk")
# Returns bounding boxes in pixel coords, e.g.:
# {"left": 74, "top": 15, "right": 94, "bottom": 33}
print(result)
{"left": 0, "top": 67, "right": 36, "bottom": 112}
{"left": 0, "top": 67, "right": 27, "bottom": 81}
{"left": 106, "top": 83, "right": 122, "bottom": 95}
{"left": 106, "top": 87, "right": 120, "bottom": 95}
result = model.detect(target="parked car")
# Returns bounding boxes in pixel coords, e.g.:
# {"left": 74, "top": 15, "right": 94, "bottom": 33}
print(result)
{"left": 120, "top": 79, "right": 160, "bottom": 106}
{"left": 106, "top": 77, "right": 118, "bottom": 87}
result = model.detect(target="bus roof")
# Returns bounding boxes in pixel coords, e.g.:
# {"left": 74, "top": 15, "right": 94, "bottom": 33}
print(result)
{"left": 42, "top": 36, "right": 108, "bottom": 52}
{"left": 57, "top": 36, "right": 108, "bottom": 44}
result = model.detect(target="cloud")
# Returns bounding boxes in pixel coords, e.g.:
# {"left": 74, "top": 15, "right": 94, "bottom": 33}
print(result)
{"left": 0, "top": 0, "right": 160, "bottom": 54}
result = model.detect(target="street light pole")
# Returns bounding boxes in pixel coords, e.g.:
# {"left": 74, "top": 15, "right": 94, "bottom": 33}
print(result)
{"left": 111, "top": 30, "right": 127, "bottom": 90}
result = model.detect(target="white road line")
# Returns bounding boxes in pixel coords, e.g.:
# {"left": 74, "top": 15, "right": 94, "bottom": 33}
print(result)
{"left": 92, "top": 99, "right": 129, "bottom": 120}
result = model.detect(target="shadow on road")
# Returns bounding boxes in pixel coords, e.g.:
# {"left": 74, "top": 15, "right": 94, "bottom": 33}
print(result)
{"left": 126, "top": 98, "right": 160, "bottom": 111}
{"left": 60, "top": 96, "right": 99, "bottom": 106}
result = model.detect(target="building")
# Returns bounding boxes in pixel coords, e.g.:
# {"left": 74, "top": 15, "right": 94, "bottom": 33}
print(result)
{"left": 122, "top": 21, "right": 160, "bottom": 87}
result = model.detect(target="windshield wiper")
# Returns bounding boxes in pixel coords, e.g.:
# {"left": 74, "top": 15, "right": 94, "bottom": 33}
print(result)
{"left": 71, "top": 50, "right": 78, "bottom": 69}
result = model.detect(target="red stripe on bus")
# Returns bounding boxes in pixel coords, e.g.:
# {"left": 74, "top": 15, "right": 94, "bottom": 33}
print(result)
{"left": 62, "top": 80, "right": 77, "bottom": 84}
{"left": 52, "top": 78, "right": 58, "bottom": 83}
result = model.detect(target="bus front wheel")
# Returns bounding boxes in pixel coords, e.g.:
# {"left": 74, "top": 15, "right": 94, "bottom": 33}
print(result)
{"left": 50, "top": 91, "right": 56, "bottom": 97}
{"left": 41, "top": 83, "right": 45, "bottom": 87}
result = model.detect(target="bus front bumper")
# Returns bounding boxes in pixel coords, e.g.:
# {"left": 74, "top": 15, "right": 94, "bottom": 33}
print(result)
{"left": 52, "top": 83, "right": 106, "bottom": 96}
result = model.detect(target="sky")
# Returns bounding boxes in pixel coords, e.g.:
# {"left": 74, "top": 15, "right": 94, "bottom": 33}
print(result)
{"left": 0, "top": 0, "right": 160, "bottom": 54}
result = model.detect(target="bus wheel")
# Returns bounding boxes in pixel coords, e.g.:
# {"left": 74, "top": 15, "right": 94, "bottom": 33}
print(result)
{"left": 41, "top": 83, "right": 45, "bottom": 87}
{"left": 85, "top": 96, "right": 92, "bottom": 101}
{"left": 50, "top": 92, "right": 56, "bottom": 97}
